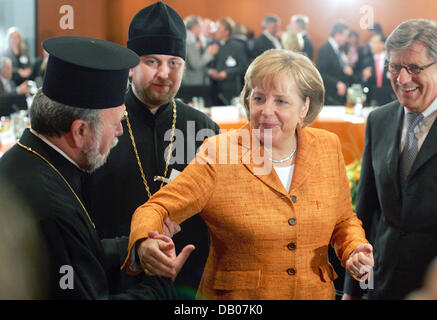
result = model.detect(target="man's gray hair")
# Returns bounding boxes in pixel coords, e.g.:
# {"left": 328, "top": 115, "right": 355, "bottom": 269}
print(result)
{"left": 262, "top": 15, "right": 281, "bottom": 29}
{"left": 386, "top": 19, "right": 437, "bottom": 62}
{"left": 30, "top": 90, "right": 102, "bottom": 137}
{"left": 184, "top": 15, "right": 200, "bottom": 31}
{"left": 0, "top": 56, "right": 12, "bottom": 72}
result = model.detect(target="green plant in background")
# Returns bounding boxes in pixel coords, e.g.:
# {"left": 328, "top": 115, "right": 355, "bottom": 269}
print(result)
{"left": 346, "top": 159, "right": 362, "bottom": 211}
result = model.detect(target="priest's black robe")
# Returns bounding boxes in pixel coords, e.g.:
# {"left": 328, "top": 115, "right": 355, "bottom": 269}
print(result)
{"left": 83, "top": 88, "right": 220, "bottom": 298}
{"left": 0, "top": 129, "right": 177, "bottom": 299}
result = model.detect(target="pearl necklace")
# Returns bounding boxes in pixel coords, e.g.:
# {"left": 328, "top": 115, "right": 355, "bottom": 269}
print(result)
{"left": 269, "top": 147, "right": 297, "bottom": 164}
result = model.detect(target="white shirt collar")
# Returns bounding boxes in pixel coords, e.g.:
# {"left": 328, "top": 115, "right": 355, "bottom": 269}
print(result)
{"left": 403, "top": 97, "right": 437, "bottom": 118}
{"left": 263, "top": 31, "right": 282, "bottom": 49}
{"left": 30, "top": 128, "right": 82, "bottom": 170}
{"left": 328, "top": 37, "right": 340, "bottom": 54}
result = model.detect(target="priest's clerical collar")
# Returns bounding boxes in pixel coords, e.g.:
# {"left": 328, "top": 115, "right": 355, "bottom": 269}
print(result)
{"left": 30, "top": 128, "right": 82, "bottom": 171}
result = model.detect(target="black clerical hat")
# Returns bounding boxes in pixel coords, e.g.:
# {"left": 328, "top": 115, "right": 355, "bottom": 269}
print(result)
{"left": 127, "top": 1, "right": 186, "bottom": 60}
{"left": 42, "top": 36, "right": 139, "bottom": 109}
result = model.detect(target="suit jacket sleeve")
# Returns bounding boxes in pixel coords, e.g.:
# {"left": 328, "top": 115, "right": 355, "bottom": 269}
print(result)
{"left": 303, "top": 36, "right": 314, "bottom": 60}
{"left": 330, "top": 134, "right": 369, "bottom": 268}
{"left": 122, "top": 139, "right": 218, "bottom": 273}
{"left": 343, "top": 112, "right": 380, "bottom": 296}
{"left": 186, "top": 41, "right": 215, "bottom": 71}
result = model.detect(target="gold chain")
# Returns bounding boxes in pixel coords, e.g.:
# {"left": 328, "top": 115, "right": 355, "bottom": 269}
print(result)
{"left": 16, "top": 141, "right": 96, "bottom": 229}
{"left": 124, "top": 99, "right": 177, "bottom": 199}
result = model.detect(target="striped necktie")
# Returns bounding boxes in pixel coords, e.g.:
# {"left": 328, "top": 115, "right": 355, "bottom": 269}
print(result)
{"left": 400, "top": 112, "right": 424, "bottom": 184}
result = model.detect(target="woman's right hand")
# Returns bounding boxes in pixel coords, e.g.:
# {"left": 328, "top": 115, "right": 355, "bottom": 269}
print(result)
{"left": 136, "top": 231, "right": 195, "bottom": 280}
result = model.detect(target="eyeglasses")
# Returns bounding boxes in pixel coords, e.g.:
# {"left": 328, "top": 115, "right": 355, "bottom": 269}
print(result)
{"left": 386, "top": 62, "right": 436, "bottom": 75}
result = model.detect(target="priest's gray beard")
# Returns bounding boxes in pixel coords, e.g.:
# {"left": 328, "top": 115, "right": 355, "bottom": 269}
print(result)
{"left": 82, "top": 127, "right": 118, "bottom": 173}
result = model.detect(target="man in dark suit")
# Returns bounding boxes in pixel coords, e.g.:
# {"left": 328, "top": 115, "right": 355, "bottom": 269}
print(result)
{"left": 208, "top": 17, "right": 248, "bottom": 105}
{"left": 251, "top": 14, "right": 282, "bottom": 60}
{"left": 317, "top": 21, "right": 354, "bottom": 105}
{"left": 360, "top": 33, "right": 396, "bottom": 106}
{"left": 343, "top": 19, "right": 437, "bottom": 300}
{"left": 290, "top": 14, "right": 314, "bottom": 60}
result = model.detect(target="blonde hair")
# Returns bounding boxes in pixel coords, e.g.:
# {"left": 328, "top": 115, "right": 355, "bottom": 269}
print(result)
{"left": 6, "top": 27, "right": 26, "bottom": 52}
{"left": 281, "top": 28, "right": 303, "bottom": 52}
{"left": 240, "top": 49, "right": 324, "bottom": 127}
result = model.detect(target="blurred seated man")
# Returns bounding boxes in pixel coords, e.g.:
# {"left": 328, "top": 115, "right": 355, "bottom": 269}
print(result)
{"left": 0, "top": 57, "right": 29, "bottom": 97}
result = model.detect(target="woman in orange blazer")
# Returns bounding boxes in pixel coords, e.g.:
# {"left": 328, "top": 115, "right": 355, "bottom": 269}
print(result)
{"left": 122, "top": 49, "right": 374, "bottom": 300}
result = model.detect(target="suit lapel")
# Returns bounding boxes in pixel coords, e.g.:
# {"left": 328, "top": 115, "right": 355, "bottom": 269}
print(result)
{"left": 384, "top": 103, "right": 404, "bottom": 201}
{"left": 328, "top": 42, "right": 341, "bottom": 71}
{"left": 409, "top": 116, "right": 437, "bottom": 179}
{"left": 289, "top": 125, "right": 316, "bottom": 193}
{"left": 0, "top": 79, "right": 4, "bottom": 95}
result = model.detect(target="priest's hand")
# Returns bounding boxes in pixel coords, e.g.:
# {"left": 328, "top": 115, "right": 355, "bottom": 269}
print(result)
{"left": 137, "top": 231, "right": 195, "bottom": 281}
{"left": 163, "top": 217, "right": 181, "bottom": 238}
{"left": 345, "top": 243, "right": 374, "bottom": 280}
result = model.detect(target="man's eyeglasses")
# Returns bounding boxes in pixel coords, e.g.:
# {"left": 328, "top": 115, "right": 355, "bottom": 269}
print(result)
{"left": 386, "top": 62, "right": 436, "bottom": 75}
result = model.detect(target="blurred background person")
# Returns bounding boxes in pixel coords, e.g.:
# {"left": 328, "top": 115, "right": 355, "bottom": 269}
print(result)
{"left": 29, "top": 49, "right": 49, "bottom": 89}
{"left": 231, "top": 22, "right": 254, "bottom": 89}
{"left": 0, "top": 56, "right": 29, "bottom": 97}
{"left": 251, "top": 14, "right": 282, "bottom": 60}
{"left": 360, "top": 32, "right": 396, "bottom": 106}
{"left": 344, "top": 31, "right": 360, "bottom": 71}
{"left": 3, "top": 27, "right": 32, "bottom": 86}
{"left": 232, "top": 22, "right": 253, "bottom": 59}
{"left": 359, "top": 22, "right": 385, "bottom": 71}
{"left": 182, "top": 15, "right": 219, "bottom": 86}
{"left": 208, "top": 17, "right": 248, "bottom": 105}
{"left": 0, "top": 183, "right": 48, "bottom": 299}
{"left": 290, "top": 14, "right": 314, "bottom": 60}
{"left": 281, "top": 28, "right": 304, "bottom": 53}
{"left": 317, "top": 21, "right": 354, "bottom": 105}
{"left": 123, "top": 49, "right": 373, "bottom": 300}
{"left": 199, "top": 17, "right": 218, "bottom": 48}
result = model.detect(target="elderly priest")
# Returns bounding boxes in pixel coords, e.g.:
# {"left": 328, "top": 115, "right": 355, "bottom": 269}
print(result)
{"left": 0, "top": 36, "right": 192, "bottom": 299}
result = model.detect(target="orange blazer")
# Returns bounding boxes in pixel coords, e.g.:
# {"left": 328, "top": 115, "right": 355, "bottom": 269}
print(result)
{"left": 123, "top": 124, "right": 368, "bottom": 300}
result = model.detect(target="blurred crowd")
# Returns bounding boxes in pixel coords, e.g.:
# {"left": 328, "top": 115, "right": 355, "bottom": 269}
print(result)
{"left": 1, "top": 17, "right": 396, "bottom": 110}
{"left": 180, "top": 14, "right": 395, "bottom": 107}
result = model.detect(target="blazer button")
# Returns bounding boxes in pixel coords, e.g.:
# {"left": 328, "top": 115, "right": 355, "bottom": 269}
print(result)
{"left": 287, "top": 268, "right": 296, "bottom": 275}
{"left": 290, "top": 195, "right": 297, "bottom": 203}
{"left": 288, "top": 218, "right": 297, "bottom": 226}
{"left": 287, "top": 242, "right": 296, "bottom": 250}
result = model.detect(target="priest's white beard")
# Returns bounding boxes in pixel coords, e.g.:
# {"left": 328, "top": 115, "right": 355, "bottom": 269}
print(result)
{"left": 82, "top": 128, "right": 118, "bottom": 173}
